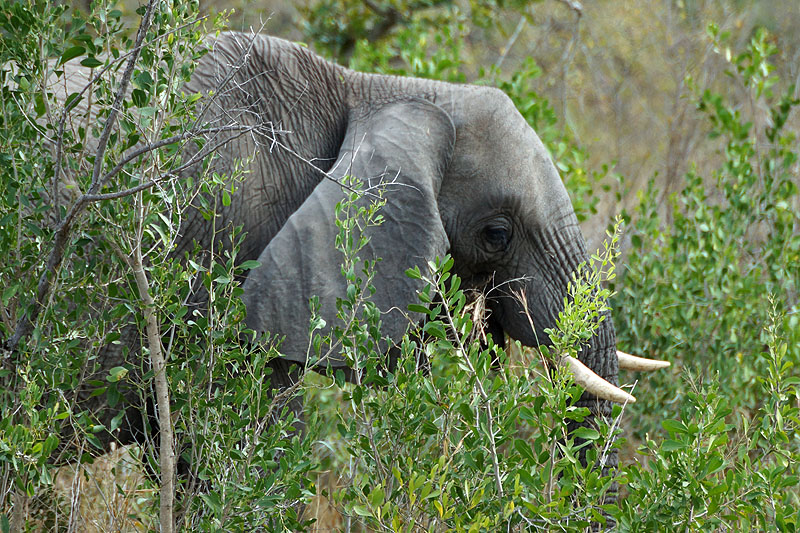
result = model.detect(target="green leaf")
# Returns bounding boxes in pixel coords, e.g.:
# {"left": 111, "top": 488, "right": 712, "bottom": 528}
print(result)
{"left": 63, "top": 91, "right": 82, "bottom": 111}
{"left": 458, "top": 402, "right": 475, "bottom": 424}
{"left": 573, "top": 427, "right": 600, "bottom": 441}
{"left": 80, "top": 57, "right": 103, "bottom": 68}
{"left": 85, "top": 433, "right": 103, "bottom": 450}
{"left": 59, "top": 45, "right": 85, "bottom": 65}
{"left": 661, "top": 419, "right": 686, "bottom": 435}
{"left": 239, "top": 260, "right": 261, "bottom": 271}
{"left": 107, "top": 366, "right": 128, "bottom": 383}
{"left": 34, "top": 93, "right": 45, "bottom": 117}
{"left": 514, "top": 438, "right": 536, "bottom": 462}
{"left": 423, "top": 321, "right": 447, "bottom": 340}
{"left": 2, "top": 284, "right": 18, "bottom": 304}
{"left": 405, "top": 267, "right": 421, "bottom": 279}
{"left": 110, "top": 410, "right": 125, "bottom": 432}
{"left": 131, "top": 88, "right": 147, "bottom": 108}
{"left": 43, "top": 434, "right": 60, "bottom": 455}
{"left": 661, "top": 439, "right": 687, "bottom": 452}
{"left": 407, "top": 303, "right": 430, "bottom": 315}
{"left": 200, "top": 492, "right": 223, "bottom": 515}
{"left": 188, "top": 259, "right": 207, "bottom": 272}
{"left": 369, "top": 486, "right": 384, "bottom": 507}
{"left": 352, "top": 504, "right": 373, "bottom": 517}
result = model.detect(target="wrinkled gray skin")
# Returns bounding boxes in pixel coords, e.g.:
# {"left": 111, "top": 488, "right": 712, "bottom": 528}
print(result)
{"left": 83, "top": 32, "right": 617, "bottom": 478}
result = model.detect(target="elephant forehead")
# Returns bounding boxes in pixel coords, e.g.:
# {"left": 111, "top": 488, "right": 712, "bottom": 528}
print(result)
{"left": 447, "top": 122, "right": 567, "bottom": 211}
{"left": 452, "top": 98, "right": 553, "bottom": 178}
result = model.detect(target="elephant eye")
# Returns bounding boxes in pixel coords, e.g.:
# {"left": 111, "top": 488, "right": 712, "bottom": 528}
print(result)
{"left": 482, "top": 223, "right": 511, "bottom": 253}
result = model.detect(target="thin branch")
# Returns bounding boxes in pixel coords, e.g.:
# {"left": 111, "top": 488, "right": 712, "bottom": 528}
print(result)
{"left": 90, "top": 7, "right": 153, "bottom": 191}
{"left": 47, "top": 16, "right": 210, "bottom": 222}
{"left": 96, "top": 123, "right": 275, "bottom": 193}
{"left": 556, "top": 0, "right": 583, "bottom": 16}
{"left": 65, "top": 440, "right": 85, "bottom": 533}
{"left": 109, "top": 234, "right": 174, "bottom": 533}
{"left": 495, "top": 16, "right": 527, "bottom": 71}
{"left": 82, "top": 180, "right": 158, "bottom": 202}
{"left": 4, "top": 0, "right": 159, "bottom": 352}
{"left": 4, "top": 100, "right": 267, "bottom": 353}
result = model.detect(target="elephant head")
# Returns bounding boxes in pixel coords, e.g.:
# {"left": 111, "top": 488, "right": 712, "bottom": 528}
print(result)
{"left": 208, "top": 33, "right": 668, "bottom": 408}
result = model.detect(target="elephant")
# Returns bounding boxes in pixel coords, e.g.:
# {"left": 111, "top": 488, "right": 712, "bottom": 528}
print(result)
{"left": 182, "top": 32, "right": 667, "bottom": 466}
{"left": 47, "top": 31, "right": 668, "bottom": 498}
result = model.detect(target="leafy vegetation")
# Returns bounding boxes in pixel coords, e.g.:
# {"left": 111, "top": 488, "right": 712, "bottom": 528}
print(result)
{"left": 1, "top": 0, "right": 798, "bottom": 531}
{"left": 0, "top": 1, "right": 314, "bottom": 530}
{"left": 613, "top": 26, "right": 800, "bottom": 531}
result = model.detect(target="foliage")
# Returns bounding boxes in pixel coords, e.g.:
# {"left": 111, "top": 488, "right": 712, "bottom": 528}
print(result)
{"left": 304, "top": 184, "right": 625, "bottom": 530}
{"left": 0, "top": 1, "right": 316, "bottom": 530}
{"left": 296, "top": 4, "right": 800, "bottom": 530}
{"left": 298, "top": 0, "right": 541, "bottom": 65}
{"left": 613, "top": 26, "right": 800, "bottom": 530}
{"left": 2, "top": 0, "right": 799, "bottom": 531}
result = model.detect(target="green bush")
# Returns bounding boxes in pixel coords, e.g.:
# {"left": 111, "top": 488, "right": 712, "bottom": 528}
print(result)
{"left": 613, "top": 27, "right": 800, "bottom": 531}
{"left": 1, "top": 1, "right": 316, "bottom": 530}
{"left": 3, "top": 1, "right": 799, "bottom": 531}
{"left": 301, "top": 182, "right": 625, "bottom": 530}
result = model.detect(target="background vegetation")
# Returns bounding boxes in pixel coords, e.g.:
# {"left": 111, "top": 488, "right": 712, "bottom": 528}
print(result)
{"left": 1, "top": 0, "right": 798, "bottom": 531}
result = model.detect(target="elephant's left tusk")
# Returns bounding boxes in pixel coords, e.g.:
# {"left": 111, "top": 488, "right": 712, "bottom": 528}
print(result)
{"left": 617, "top": 350, "right": 671, "bottom": 371}
{"left": 563, "top": 355, "right": 636, "bottom": 404}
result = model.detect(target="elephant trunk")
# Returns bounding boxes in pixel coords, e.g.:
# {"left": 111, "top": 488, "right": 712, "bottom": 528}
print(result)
{"left": 491, "top": 214, "right": 622, "bottom": 511}
{"left": 497, "top": 217, "right": 622, "bottom": 395}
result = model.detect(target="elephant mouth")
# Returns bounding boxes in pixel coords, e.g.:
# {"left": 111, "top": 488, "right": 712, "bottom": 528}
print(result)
{"left": 473, "top": 289, "right": 669, "bottom": 404}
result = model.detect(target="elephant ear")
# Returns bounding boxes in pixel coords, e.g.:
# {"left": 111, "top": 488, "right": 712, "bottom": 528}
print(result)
{"left": 243, "top": 99, "right": 455, "bottom": 367}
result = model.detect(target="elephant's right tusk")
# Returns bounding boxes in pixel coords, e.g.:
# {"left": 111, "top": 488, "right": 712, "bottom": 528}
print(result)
{"left": 563, "top": 355, "right": 637, "bottom": 404}
{"left": 617, "top": 350, "right": 671, "bottom": 371}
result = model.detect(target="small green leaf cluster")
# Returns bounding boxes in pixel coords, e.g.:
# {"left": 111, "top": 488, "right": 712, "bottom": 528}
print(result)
{"left": 547, "top": 219, "right": 622, "bottom": 359}
{"left": 618, "top": 305, "right": 800, "bottom": 531}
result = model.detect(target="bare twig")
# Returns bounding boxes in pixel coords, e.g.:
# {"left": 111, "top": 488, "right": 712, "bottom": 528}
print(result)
{"left": 556, "top": 0, "right": 583, "bottom": 16}
{"left": 4, "top": 79, "right": 270, "bottom": 354}
{"left": 47, "top": 15, "right": 209, "bottom": 221}
{"left": 109, "top": 235, "right": 175, "bottom": 533}
{"left": 495, "top": 16, "right": 527, "bottom": 71}
{"left": 96, "top": 124, "right": 266, "bottom": 192}
{"left": 66, "top": 440, "right": 85, "bottom": 533}
{"left": 10, "top": 488, "right": 27, "bottom": 533}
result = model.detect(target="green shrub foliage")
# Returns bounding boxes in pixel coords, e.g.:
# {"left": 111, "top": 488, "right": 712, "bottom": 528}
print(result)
{"left": 0, "top": 1, "right": 314, "bottom": 530}
{"left": 1, "top": 1, "right": 798, "bottom": 531}
{"left": 613, "top": 27, "right": 800, "bottom": 531}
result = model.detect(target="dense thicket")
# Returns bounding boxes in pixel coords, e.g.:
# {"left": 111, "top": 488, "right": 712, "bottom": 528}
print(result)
{"left": 1, "top": 1, "right": 798, "bottom": 531}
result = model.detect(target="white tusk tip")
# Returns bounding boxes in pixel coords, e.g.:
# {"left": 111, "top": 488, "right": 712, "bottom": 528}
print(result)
{"left": 617, "top": 350, "right": 671, "bottom": 371}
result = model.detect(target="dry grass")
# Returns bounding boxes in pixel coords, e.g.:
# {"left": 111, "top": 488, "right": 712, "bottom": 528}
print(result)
{"left": 45, "top": 444, "right": 156, "bottom": 533}
{"left": 302, "top": 470, "right": 348, "bottom": 532}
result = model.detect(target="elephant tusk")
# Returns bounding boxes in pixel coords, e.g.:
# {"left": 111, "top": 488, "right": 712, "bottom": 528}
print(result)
{"left": 563, "top": 355, "right": 636, "bottom": 404}
{"left": 617, "top": 350, "right": 671, "bottom": 371}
